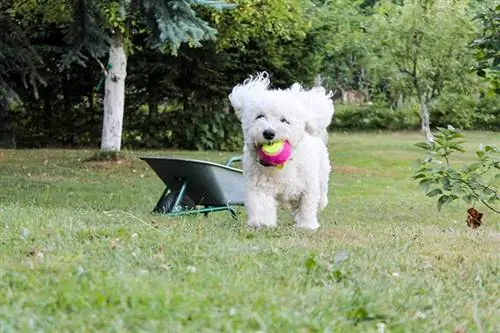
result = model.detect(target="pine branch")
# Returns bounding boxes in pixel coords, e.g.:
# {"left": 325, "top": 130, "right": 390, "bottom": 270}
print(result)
{"left": 0, "top": 10, "right": 46, "bottom": 100}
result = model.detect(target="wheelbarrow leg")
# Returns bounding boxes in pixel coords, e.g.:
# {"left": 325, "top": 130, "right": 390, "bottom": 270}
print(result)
{"left": 153, "top": 187, "right": 170, "bottom": 213}
{"left": 171, "top": 180, "right": 188, "bottom": 213}
{"left": 228, "top": 206, "right": 238, "bottom": 220}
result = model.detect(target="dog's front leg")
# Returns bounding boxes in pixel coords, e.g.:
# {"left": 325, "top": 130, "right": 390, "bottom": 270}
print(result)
{"left": 294, "top": 191, "right": 320, "bottom": 230}
{"left": 245, "top": 188, "right": 277, "bottom": 228}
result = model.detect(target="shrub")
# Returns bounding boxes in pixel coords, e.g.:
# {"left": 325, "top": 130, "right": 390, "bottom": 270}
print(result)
{"left": 413, "top": 126, "right": 499, "bottom": 221}
{"left": 330, "top": 102, "right": 420, "bottom": 131}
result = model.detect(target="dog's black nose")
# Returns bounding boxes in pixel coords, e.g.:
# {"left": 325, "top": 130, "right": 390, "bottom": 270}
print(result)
{"left": 263, "top": 129, "right": 275, "bottom": 140}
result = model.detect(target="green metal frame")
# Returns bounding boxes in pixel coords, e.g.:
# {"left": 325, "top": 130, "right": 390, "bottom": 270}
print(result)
{"left": 151, "top": 156, "right": 243, "bottom": 219}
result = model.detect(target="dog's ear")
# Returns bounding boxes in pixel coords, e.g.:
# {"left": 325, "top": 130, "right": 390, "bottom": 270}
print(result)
{"left": 228, "top": 72, "right": 270, "bottom": 118}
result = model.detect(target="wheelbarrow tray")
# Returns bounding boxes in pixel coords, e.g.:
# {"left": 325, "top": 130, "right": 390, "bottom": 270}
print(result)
{"left": 140, "top": 156, "right": 245, "bottom": 217}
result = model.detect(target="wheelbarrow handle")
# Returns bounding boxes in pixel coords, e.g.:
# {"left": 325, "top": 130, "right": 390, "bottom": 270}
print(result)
{"left": 225, "top": 156, "right": 243, "bottom": 167}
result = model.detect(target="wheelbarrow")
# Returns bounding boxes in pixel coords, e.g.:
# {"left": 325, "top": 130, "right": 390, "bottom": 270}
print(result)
{"left": 140, "top": 156, "right": 245, "bottom": 219}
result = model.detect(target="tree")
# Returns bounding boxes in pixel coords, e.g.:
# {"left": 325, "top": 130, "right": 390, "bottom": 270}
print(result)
{"left": 368, "top": 0, "right": 476, "bottom": 142}
{"left": 0, "top": 1, "right": 45, "bottom": 148}
{"left": 11, "top": 0, "right": 233, "bottom": 153}
{"left": 209, "top": 0, "right": 327, "bottom": 86}
{"left": 68, "top": 0, "right": 235, "bottom": 153}
{"left": 471, "top": 4, "right": 500, "bottom": 95}
{"left": 314, "top": 0, "right": 372, "bottom": 101}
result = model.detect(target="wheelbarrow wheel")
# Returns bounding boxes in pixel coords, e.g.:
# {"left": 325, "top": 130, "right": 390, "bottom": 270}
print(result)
{"left": 156, "top": 191, "right": 195, "bottom": 213}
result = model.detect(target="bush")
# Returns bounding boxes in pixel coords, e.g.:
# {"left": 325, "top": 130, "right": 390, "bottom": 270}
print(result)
{"left": 331, "top": 93, "right": 499, "bottom": 132}
{"left": 330, "top": 102, "right": 420, "bottom": 131}
{"left": 429, "top": 90, "right": 499, "bottom": 131}
{"left": 430, "top": 93, "right": 478, "bottom": 129}
{"left": 472, "top": 94, "right": 500, "bottom": 131}
{"left": 413, "top": 126, "right": 499, "bottom": 219}
{"left": 122, "top": 103, "right": 243, "bottom": 152}
{"left": 167, "top": 107, "right": 243, "bottom": 151}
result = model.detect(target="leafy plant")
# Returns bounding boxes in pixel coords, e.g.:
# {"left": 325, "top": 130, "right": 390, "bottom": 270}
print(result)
{"left": 413, "top": 126, "right": 499, "bottom": 216}
{"left": 470, "top": 5, "right": 500, "bottom": 96}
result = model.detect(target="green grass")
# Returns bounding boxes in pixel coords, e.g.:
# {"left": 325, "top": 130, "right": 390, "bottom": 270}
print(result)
{"left": 1, "top": 131, "right": 499, "bottom": 333}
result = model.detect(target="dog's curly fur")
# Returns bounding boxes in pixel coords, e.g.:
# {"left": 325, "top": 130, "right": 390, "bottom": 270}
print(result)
{"left": 229, "top": 72, "right": 335, "bottom": 229}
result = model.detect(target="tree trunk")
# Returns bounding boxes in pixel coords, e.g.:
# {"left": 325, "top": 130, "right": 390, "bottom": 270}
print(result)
{"left": 418, "top": 94, "right": 434, "bottom": 143}
{"left": 314, "top": 74, "right": 323, "bottom": 87}
{"left": 101, "top": 32, "right": 127, "bottom": 152}
{"left": 396, "top": 92, "right": 404, "bottom": 110}
{"left": 0, "top": 98, "right": 16, "bottom": 148}
{"left": 147, "top": 82, "right": 158, "bottom": 129}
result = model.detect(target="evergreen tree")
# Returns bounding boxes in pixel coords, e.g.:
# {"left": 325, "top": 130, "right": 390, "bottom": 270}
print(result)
{"left": 61, "top": 0, "right": 233, "bottom": 153}
{"left": 0, "top": 2, "right": 45, "bottom": 148}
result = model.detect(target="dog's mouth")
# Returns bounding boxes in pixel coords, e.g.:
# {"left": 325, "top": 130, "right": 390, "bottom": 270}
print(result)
{"left": 259, "top": 159, "right": 274, "bottom": 167}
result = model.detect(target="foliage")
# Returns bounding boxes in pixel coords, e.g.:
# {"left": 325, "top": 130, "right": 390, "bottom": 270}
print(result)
{"left": 122, "top": 104, "right": 243, "bottom": 151}
{"left": 368, "top": 0, "right": 476, "bottom": 141}
{"left": 0, "top": 1, "right": 45, "bottom": 101}
{"left": 317, "top": 0, "right": 371, "bottom": 93}
{"left": 471, "top": 4, "right": 500, "bottom": 95}
{"left": 413, "top": 126, "right": 499, "bottom": 215}
{"left": 2, "top": 0, "right": 500, "bottom": 150}
{"left": 329, "top": 103, "right": 420, "bottom": 131}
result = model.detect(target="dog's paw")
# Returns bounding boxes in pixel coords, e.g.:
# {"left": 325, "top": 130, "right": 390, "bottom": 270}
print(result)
{"left": 297, "top": 223, "right": 320, "bottom": 230}
{"left": 247, "top": 219, "right": 277, "bottom": 229}
{"left": 296, "top": 219, "right": 320, "bottom": 230}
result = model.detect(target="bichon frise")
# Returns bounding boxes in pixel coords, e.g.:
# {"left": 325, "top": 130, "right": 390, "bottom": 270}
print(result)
{"left": 228, "top": 72, "right": 335, "bottom": 230}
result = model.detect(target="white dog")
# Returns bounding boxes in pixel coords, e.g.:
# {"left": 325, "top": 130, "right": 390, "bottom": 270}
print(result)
{"left": 228, "top": 72, "right": 334, "bottom": 229}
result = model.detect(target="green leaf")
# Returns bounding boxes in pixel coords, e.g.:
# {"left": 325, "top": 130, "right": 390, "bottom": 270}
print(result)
{"left": 484, "top": 146, "right": 498, "bottom": 153}
{"left": 437, "top": 195, "right": 451, "bottom": 211}
{"left": 347, "top": 307, "right": 370, "bottom": 321}
{"left": 305, "top": 257, "right": 317, "bottom": 272}
{"left": 462, "top": 194, "right": 474, "bottom": 204}
{"left": 449, "top": 144, "right": 465, "bottom": 152}
{"left": 479, "top": 188, "right": 496, "bottom": 201}
{"left": 415, "top": 142, "right": 430, "bottom": 150}
{"left": 330, "top": 269, "right": 347, "bottom": 282}
{"left": 426, "top": 188, "right": 443, "bottom": 197}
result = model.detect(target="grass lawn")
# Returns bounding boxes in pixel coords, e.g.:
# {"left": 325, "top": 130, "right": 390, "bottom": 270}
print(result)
{"left": 1, "top": 131, "right": 499, "bottom": 333}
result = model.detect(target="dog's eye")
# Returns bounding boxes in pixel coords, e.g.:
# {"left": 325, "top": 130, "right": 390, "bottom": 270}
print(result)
{"left": 256, "top": 114, "right": 265, "bottom": 120}
{"left": 280, "top": 118, "right": 289, "bottom": 124}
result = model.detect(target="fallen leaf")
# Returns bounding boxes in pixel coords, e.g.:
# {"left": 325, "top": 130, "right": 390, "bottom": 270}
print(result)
{"left": 466, "top": 208, "right": 482, "bottom": 229}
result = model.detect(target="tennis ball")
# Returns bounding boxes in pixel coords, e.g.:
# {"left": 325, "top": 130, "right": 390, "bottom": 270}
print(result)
{"left": 258, "top": 140, "right": 291, "bottom": 167}
{"left": 261, "top": 141, "right": 285, "bottom": 155}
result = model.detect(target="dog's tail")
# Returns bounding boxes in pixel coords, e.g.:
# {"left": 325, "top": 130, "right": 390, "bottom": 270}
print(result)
{"left": 289, "top": 83, "right": 335, "bottom": 143}
{"left": 228, "top": 72, "right": 271, "bottom": 113}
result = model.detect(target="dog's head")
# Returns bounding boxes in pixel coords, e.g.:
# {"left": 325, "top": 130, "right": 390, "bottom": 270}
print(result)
{"left": 228, "top": 72, "right": 309, "bottom": 153}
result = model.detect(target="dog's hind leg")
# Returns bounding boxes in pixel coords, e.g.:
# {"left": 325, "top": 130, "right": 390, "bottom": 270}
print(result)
{"left": 319, "top": 151, "right": 331, "bottom": 211}
{"left": 245, "top": 188, "right": 278, "bottom": 228}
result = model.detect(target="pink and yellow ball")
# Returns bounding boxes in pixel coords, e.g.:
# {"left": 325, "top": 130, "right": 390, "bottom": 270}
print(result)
{"left": 258, "top": 140, "right": 292, "bottom": 166}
